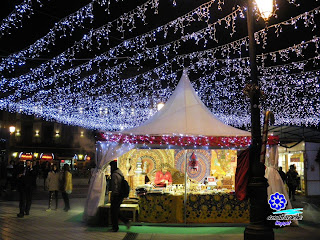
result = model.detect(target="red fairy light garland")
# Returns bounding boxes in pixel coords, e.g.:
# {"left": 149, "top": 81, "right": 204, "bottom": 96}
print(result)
{"left": 98, "top": 132, "right": 279, "bottom": 148}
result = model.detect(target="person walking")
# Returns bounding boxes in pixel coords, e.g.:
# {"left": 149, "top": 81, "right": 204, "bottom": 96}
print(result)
{"left": 109, "top": 160, "right": 130, "bottom": 232}
{"left": 46, "top": 164, "right": 60, "bottom": 211}
{"left": 17, "top": 160, "right": 36, "bottom": 218}
{"left": 278, "top": 167, "right": 286, "bottom": 184}
{"left": 60, "top": 164, "right": 72, "bottom": 212}
{"left": 286, "top": 164, "right": 299, "bottom": 201}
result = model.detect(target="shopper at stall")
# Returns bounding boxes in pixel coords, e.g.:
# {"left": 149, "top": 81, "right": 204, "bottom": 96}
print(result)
{"left": 17, "top": 160, "right": 36, "bottom": 218}
{"left": 155, "top": 164, "right": 172, "bottom": 187}
{"left": 46, "top": 164, "right": 60, "bottom": 211}
{"left": 109, "top": 160, "right": 131, "bottom": 232}
{"left": 286, "top": 164, "right": 299, "bottom": 201}
{"left": 60, "top": 164, "right": 72, "bottom": 212}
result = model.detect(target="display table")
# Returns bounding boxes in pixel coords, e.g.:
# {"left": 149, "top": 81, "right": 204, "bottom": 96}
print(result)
{"left": 138, "top": 192, "right": 249, "bottom": 223}
{"left": 101, "top": 203, "right": 139, "bottom": 223}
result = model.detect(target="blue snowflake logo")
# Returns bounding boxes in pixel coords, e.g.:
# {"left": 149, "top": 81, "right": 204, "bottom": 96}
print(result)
{"left": 268, "top": 192, "right": 287, "bottom": 211}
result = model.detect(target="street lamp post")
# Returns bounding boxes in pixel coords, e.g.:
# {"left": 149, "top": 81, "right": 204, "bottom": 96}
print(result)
{"left": 244, "top": 1, "right": 274, "bottom": 239}
{"left": 8, "top": 126, "right": 16, "bottom": 163}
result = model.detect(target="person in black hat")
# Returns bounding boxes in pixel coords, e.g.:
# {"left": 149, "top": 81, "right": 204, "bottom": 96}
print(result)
{"left": 109, "top": 160, "right": 131, "bottom": 232}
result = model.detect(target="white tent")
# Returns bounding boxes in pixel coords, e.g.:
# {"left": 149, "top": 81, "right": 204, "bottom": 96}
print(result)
{"left": 122, "top": 70, "right": 250, "bottom": 137}
{"left": 83, "top": 70, "right": 251, "bottom": 221}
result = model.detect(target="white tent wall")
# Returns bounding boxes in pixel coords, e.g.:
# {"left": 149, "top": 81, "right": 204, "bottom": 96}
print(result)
{"left": 305, "top": 142, "right": 320, "bottom": 196}
{"left": 83, "top": 142, "right": 135, "bottom": 221}
{"left": 265, "top": 145, "right": 297, "bottom": 225}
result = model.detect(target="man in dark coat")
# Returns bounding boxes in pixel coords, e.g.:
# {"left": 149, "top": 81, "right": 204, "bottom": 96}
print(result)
{"left": 109, "top": 160, "right": 130, "bottom": 232}
{"left": 17, "top": 160, "right": 36, "bottom": 217}
{"left": 286, "top": 165, "right": 299, "bottom": 201}
{"left": 278, "top": 167, "right": 286, "bottom": 184}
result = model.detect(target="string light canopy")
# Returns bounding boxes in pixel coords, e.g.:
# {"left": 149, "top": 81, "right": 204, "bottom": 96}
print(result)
{"left": 0, "top": 0, "right": 319, "bottom": 132}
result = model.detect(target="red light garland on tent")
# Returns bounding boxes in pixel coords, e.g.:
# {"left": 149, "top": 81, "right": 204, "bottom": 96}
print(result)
{"left": 98, "top": 132, "right": 279, "bottom": 148}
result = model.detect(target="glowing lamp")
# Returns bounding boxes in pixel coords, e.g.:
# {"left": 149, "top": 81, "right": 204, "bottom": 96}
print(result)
{"left": 9, "top": 126, "right": 16, "bottom": 134}
{"left": 255, "top": 0, "right": 274, "bottom": 20}
{"left": 157, "top": 102, "right": 165, "bottom": 111}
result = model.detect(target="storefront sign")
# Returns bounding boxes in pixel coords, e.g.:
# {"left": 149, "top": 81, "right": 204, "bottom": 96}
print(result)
{"left": 41, "top": 155, "right": 53, "bottom": 160}
{"left": 40, "top": 153, "right": 54, "bottom": 161}
{"left": 290, "top": 157, "right": 300, "bottom": 162}
{"left": 207, "top": 176, "right": 216, "bottom": 185}
{"left": 20, "top": 154, "right": 33, "bottom": 160}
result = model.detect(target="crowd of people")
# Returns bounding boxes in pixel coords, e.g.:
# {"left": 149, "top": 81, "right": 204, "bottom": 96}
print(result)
{"left": 1, "top": 160, "right": 73, "bottom": 217}
{"left": 3, "top": 160, "right": 51, "bottom": 192}
{"left": 278, "top": 164, "right": 300, "bottom": 201}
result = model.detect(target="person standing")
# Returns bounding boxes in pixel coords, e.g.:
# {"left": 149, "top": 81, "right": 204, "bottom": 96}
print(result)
{"left": 17, "top": 160, "right": 36, "bottom": 217}
{"left": 154, "top": 164, "right": 172, "bottom": 187}
{"left": 42, "top": 162, "right": 50, "bottom": 191}
{"left": 32, "top": 161, "right": 40, "bottom": 189}
{"left": 286, "top": 165, "right": 299, "bottom": 201}
{"left": 4, "top": 160, "right": 15, "bottom": 190}
{"left": 109, "top": 160, "right": 130, "bottom": 232}
{"left": 60, "top": 164, "right": 72, "bottom": 212}
{"left": 278, "top": 167, "right": 286, "bottom": 184}
{"left": 46, "top": 164, "right": 60, "bottom": 211}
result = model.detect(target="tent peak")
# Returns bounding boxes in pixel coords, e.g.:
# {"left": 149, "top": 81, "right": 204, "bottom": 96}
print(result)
{"left": 121, "top": 72, "right": 250, "bottom": 137}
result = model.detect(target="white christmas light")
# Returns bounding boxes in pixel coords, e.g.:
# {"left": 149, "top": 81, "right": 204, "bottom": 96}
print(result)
{"left": 0, "top": 1, "right": 319, "bottom": 131}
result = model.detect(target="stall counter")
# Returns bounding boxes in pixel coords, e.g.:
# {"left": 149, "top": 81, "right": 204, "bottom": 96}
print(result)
{"left": 138, "top": 192, "right": 249, "bottom": 223}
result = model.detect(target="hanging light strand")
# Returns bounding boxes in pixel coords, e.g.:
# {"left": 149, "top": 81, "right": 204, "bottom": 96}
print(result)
{"left": 0, "top": 0, "right": 222, "bottom": 92}
{"left": 0, "top": 0, "right": 46, "bottom": 38}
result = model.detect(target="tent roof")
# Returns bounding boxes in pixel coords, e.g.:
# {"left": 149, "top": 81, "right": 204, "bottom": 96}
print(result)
{"left": 121, "top": 70, "right": 250, "bottom": 137}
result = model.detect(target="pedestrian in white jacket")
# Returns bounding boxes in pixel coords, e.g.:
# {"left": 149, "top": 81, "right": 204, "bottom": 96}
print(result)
{"left": 46, "top": 164, "right": 60, "bottom": 211}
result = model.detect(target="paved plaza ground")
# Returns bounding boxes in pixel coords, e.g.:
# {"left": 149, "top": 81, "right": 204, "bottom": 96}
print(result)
{"left": 0, "top": 193, "right": 320, "bottom": 240}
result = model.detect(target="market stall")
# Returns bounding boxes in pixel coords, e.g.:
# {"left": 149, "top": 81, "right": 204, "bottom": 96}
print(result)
{"left": 83, "top": 70, "right": 276, "bottom": 224}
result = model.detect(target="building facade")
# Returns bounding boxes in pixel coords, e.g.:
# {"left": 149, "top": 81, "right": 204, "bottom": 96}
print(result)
{"left": 0, "top": 110, "right": 96, "bottom": 179}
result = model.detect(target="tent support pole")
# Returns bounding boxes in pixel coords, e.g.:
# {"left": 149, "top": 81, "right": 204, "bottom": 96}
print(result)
{"left": 184, "top": 150, "right": 187, "bottom": 225}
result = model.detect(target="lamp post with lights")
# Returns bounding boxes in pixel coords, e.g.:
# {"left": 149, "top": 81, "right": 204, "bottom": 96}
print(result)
{"left": 244, "top": 0, "right": 274, "bottom": 239}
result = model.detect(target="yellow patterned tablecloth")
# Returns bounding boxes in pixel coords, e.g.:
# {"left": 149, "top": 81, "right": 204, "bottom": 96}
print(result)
{"left": 138, "top": 193, "right": 249, "bottom": 223}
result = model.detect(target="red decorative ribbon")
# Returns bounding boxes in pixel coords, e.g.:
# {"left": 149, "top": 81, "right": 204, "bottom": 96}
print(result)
{"left": 97, "top": 132, "right": 279, "bottom": 148}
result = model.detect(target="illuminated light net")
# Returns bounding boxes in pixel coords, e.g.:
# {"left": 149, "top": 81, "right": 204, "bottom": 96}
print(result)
{"left": 0, "top": 0, "right": 319, "bottom": 131}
